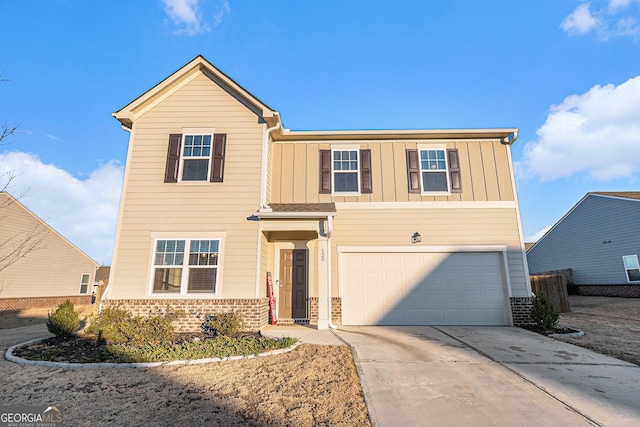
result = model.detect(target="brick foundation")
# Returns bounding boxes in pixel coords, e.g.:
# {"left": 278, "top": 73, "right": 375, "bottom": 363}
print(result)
{"left": 0, "top": 295, "right": 92, "bottom": 311}
{"left": 510, "top": 296, "right": 534, "bottom": 326}
{"left": 573, "top": 285, "right": 640, "bottom": 298}
{"left": 101, "top": 298, "right": 270, "bottom": 332}
{"left": 308, "top": 297, "right": 342, "bottom": 326}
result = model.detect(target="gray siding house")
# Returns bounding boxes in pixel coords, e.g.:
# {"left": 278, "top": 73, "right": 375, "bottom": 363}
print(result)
{"left": 527, "top": 192, "right": 640, "bottom": 297}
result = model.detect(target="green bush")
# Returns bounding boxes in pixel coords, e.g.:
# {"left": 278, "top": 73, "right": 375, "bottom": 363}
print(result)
{"left": 530, "top": 292, "right": 559, "bottom": 330}
{"left": 201, "top": 312, "right": 245, "bottom": 337}
{"left": 86, "top": 307, "right": 180, "bottom": 346}
{"left": 46, "top": 300, "right": 80, "bottom": 337}
{"left": 108, "top": 336, "right": 298, "bottom": 363}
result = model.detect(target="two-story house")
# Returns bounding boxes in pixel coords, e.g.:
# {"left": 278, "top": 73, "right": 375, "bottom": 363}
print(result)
{"left": 104, "top": 56, "right": 533, "bottom": 331}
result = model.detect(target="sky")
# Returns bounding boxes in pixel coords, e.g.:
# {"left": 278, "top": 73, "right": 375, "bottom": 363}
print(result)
{"left": 1, "top": 0, "right": 639, "bottom": 265}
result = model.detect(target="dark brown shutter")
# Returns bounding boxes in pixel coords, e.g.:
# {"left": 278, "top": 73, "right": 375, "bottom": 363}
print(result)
{"left": 210, "top": 133, "right": 227, "bottom": 182}
{"left": 447, "top": 148, "right": 462, "bottom": 193}
{"left": 360, "top": 149, "right": 372, "bottom": 194}
{"left": 164, "top": 134, "right": 182, "bottom": 183}
{"left": 319, "top": 149, "right": 331, "bottom": 193}
{"left": 406, "top": 149, "right": 421, "bottom": 193}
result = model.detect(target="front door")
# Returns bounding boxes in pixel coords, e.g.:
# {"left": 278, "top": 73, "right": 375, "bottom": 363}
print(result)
{"left": 278, "top": 249, "right": 308, "bottom": 319}
{"left": 291, "top": 249, "right": 308, "bottom": 319}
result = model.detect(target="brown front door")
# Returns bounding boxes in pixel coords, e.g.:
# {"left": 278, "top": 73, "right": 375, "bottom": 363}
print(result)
{"left": 278, "top": 249, "right": 308, "bottom": 319}
{"left": 291, "top": 249, "right": 308, "bottom": 319}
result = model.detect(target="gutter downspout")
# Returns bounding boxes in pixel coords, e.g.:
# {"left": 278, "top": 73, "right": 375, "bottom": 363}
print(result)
{"left": 327, "top": 215, "right": 337, "bottom": 329}
{"left": 260, "top": 112, "right": 281, "bottom": 210}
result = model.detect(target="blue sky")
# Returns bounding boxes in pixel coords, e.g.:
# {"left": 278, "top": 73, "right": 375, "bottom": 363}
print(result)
{"left": 1, "top": 0, "right": 640, "bottom": 264}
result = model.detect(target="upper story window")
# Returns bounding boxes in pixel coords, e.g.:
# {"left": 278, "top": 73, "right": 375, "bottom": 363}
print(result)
{"left": 319, "top": 148, "right": 372, "bottom": 195}
{"left": 164, "top": 131, "right": 227, "bottom": 183}
{"left": 152, "top": 238, "right": 221, "bottom": 294}
{"left": 181, "top": 135, "right": 212, "bottom": 181}
{"left": 419, "top": 149, "right": 448, "bottom": 192}
{"left": 406, "top": 146, "right": 461, "bottom": 194}
{"left": 333, "top": 150, "right": 359, "bottom": 192}
{"left": 623, "top": 255, "right": 640, "bottom": 282}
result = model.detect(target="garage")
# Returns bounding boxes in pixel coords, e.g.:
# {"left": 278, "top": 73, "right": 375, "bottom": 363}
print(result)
{"left": 341, "top": 251, "right": 510, "bottom": 326}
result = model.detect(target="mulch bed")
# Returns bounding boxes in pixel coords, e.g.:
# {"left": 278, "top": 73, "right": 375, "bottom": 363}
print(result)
{"left": 12, "top": 331, "right": 264, "bottom": 364}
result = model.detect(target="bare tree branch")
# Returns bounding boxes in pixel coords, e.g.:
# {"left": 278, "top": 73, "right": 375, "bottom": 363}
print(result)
{"left": 0, "top": 77, "right": 45, "bottom": 294}
{"left": 0, "top": 123, "right": 17, "bottom": 146}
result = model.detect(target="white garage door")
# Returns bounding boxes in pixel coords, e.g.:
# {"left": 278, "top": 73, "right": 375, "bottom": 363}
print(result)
{"left": 341, "top": 252, "right": 509, "bottom": 326}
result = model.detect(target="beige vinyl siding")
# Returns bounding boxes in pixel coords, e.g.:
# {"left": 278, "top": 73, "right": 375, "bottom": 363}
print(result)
{"left": 0, "top": 194, "right": 98, "bottom": 299}
{"left": 331, "top": 208, "right": 528, "bottom": 297}
{"left": 270, "top": 140, "right": 515, "bottom": 204}
{"left": 109, "top": 72, "right": 264, "bottom": 300}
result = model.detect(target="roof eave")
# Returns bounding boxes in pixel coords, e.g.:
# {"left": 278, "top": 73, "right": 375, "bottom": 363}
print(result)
{"left": 272, "top": 127, "right": 519, "bottom": 143}
{"left": 254, "top": 211, "right": 338, "bottom": 219}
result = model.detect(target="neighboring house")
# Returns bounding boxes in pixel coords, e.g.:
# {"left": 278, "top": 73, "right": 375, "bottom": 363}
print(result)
{"left": 105, "top": 55, "right": 533, "bottom": 330}
{"left": 527, "top": 192, "right": 640, "bottom": 297}
{"left": 0, "top": 192, "right": 99, "bottom": 312}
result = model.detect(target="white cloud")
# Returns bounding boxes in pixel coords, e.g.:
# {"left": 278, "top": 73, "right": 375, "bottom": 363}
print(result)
{"left": 44, "top": 134, "right": 60, "bottom": 141}
{"left": 0, "top": 151, "right": 124, "bottom": 265}
{"left": 213, "top": 0, "right": 230, "bottom": 27}
{"left": 561, "top": 3, "right": 601, "bottom": 35}
{"left": 162, "top": 0, "right": 209, "bottom": 35}
{"left": 561, "top": 1, "right": 640, "bottom": 39}
{"left": 609, "top": 0, "right": 635, "bottom": 12}
{"left": 516, "top": 75, "right": 640, "bottom": 181}
{"left": 527, "top": 225, "right": 552, "bottom": 242}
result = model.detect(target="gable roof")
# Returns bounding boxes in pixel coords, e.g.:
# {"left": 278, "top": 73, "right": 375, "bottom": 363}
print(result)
{"left": 0, "top": 192, "right": 98, "bottom": 267}
{"left": 113, "top": 55, "right": 520, "bottom": 144}
{"left": 112, "top": 55, "right": 278, "bottom": 130}
{"left": 590, "top": 191, "right": 640, "bottom": 201}
{"left": 527, "top": 191, "right": 640, "bottom": 253}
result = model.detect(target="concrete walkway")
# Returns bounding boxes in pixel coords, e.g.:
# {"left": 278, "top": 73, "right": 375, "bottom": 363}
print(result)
{"left": 261, "top": 324, "right": 345, "bottom": 346}
{"left": 333, "top": 326, "right": 640, "bottom": 427}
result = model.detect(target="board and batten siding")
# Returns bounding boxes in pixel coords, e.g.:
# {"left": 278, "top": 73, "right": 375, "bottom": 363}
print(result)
{"left": 527, "top": 195, "right": 640, "bottom": 284}
{"left": 331, "top": 208, "right": 528, "bottom": 297}
{"left": 109, "top": 72, "right": 265, "bottom": 300}
{"left": 270, "top": 140, "right": 514, "bottom": 204}
{"left": 0, "top": 194, "right": 98, "bottom": 299}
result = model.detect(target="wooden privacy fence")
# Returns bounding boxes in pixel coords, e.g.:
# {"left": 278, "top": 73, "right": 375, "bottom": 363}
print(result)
{"left": 529, "top": 274, "right": 571, "bottom": 313}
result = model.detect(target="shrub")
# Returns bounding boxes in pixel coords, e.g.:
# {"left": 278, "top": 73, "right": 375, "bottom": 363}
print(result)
{"left": 46, "top": 299, "right": 80, "bottom": 337}
{"left": 86, "top": 307, "right": 180, "bottom": 346}
{"left": 201, "top": 312, "right": 245, "bottom": 337}
{"left": 530, "top": 292, "right": 559, "bottom": 330}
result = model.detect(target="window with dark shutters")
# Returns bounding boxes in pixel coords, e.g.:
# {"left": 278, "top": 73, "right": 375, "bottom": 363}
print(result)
{"left": 210, "top": 133, "right": 226, "bottom": 182}
{"left": 447, "top": 148, "right": 462, "bottom": 193}
{"left": 319, "top": 149, "right": 331, "bottom": 193}
{"left": 164, "top": 134, "right": 182, "bottom": 183}
{"left": 360, "top": 149, "right": 372, "bottom": 194}
{"left": 406, "top": 149, "right": 421, "bottom": 193}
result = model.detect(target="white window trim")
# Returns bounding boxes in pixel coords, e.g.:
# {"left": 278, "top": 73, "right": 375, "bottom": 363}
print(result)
{"left": 417, "top": 144, "right": 451, "bottom": 196}
{"left": 147, "top": 233, "right": 226, "bottom": 297}
{"left": 177, "top": 129, "right": 215, "bottom": 183}
{"left": 79, "top": 273, "right": 91, "bottom": 294}
{"left": 331, "top": 147, "right": 361, "bottom": 196}
{"left": 623, "top": 255, "right": 640, "bottom": 283}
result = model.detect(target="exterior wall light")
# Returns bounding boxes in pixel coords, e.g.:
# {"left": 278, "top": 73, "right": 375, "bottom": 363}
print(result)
{"left": 411, "top": 232, "right": 422, "bottom": 244}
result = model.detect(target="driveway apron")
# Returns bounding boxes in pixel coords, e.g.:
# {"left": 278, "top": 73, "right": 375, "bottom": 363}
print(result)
{"left": 334, "top": 326, "right": 640, "bottom": 427}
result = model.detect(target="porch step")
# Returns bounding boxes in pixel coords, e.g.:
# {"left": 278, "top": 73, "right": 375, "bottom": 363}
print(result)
{"left": 277, "top": 318, "right": 310, "bottom": 325}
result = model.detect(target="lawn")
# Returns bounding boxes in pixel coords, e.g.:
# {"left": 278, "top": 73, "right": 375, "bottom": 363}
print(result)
{"left": 0, "top": 324, "right": 371, "bottom": 426}
{"left": 555, "top": 295, "right": 640, "bottom": 366}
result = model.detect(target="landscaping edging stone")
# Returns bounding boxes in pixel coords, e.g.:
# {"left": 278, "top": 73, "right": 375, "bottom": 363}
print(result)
{"left": 5, "top": 337, "right": 301, "bottom": 369}
{"left": 549, "top": 330, "right": 585, "bottom": 338}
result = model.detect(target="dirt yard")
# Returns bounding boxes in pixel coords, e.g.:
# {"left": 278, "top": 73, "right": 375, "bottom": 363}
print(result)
{"left": 556, "top": 295, "right": 640, "bottom": 366}
{"left": 0, "top": 324, "right": 370, "bottom": 426}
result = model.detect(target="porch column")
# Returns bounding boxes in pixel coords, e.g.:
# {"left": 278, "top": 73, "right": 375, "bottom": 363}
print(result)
{"left": 316, "top": 236, "right": 329, "bottom": 330}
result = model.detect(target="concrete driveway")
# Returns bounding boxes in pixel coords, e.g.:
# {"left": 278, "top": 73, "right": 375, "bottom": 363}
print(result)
{"left": 333, "top": 326, "right": 640, "bottom": 427}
